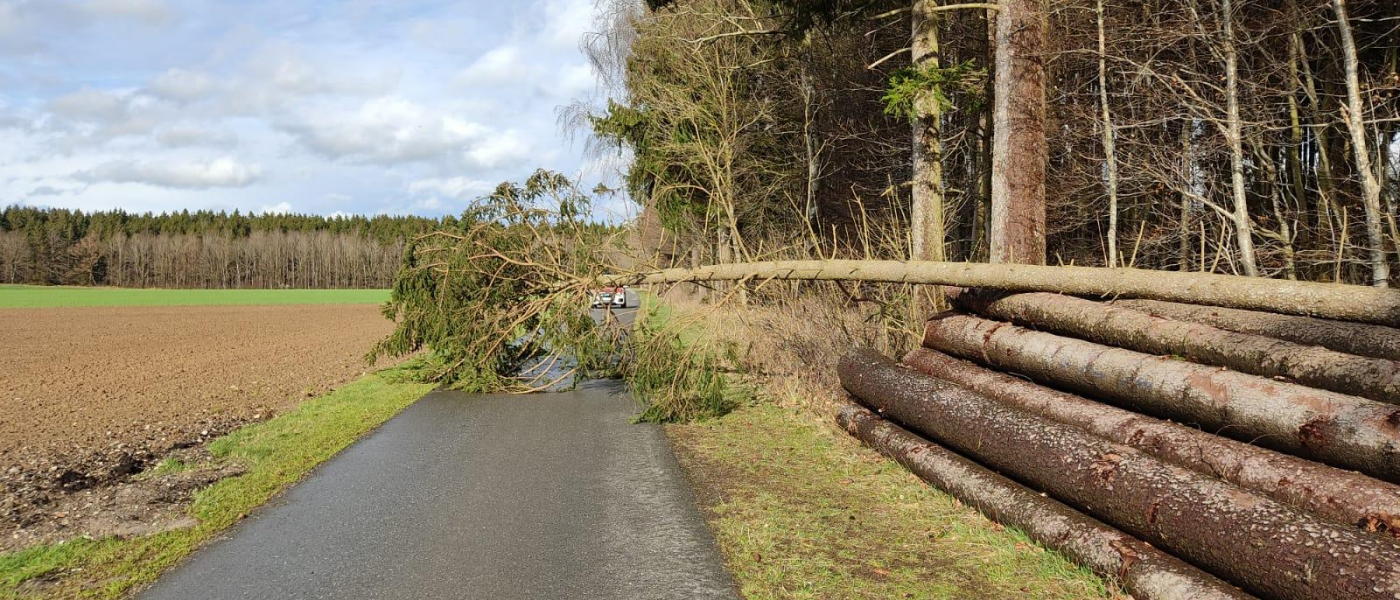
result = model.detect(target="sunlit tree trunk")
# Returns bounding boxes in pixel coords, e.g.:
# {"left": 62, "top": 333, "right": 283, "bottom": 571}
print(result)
{"left": 1333, "top": 0, "right": 1390, "bottom": 287}
{"left": 989, "top": 0, "right": 1047, "bottom": 265}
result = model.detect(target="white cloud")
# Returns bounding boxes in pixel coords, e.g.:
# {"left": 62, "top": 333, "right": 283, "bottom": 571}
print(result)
{"left": 147, "top": 68, "right": 214, "bottom": 102}
{"left": 465, "top": 130, "right": 532, "bottom": 169}
{"left": 81, "top": 0, "right": 174, "bottom": 25}
{"left": 407, "top": 176, "right": 493, "bottom": 200}
{"left": 153, "top": 124, "right": 235, "bottom": 147}
{"left": 0, "top": 0, "right": 607, "bottom": 218}
{"left": 284, "top": 97, "right": 481, "bottom": 164}
{"left": 457, "top": 46, "right": 537, "bottom": 86}
{"left": 556, "top": 62, "right": 596, "bottom": 98}
{"left": 541, "top": 0, "right": 593, "bottom": 49}
{"left": 49, "top": 88, "right": 129, "bottom": 121}
{"left": 280, "top": 96, "right": 533, "bottom": 171}
{"left": 77, "top": 157, "right": 263, "bottom": 189}
{"left": 257, "top": 201, "right": 292, "bottom": 215}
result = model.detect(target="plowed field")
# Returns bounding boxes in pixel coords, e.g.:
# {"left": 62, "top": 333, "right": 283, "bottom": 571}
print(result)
{"left": 1, "top": 304, "right": 397, "bottom": 548}
{"left": 2, "top": 305, "right": 393, "bottom": 465}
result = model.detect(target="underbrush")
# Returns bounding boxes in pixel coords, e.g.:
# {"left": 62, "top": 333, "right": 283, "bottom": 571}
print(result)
{"left": 622, "top": 295, "right": 747, "bottom": 423}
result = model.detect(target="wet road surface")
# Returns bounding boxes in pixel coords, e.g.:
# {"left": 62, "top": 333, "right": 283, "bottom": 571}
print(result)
{"left": 140, "top": 334, "right": 737, "bottom": 599}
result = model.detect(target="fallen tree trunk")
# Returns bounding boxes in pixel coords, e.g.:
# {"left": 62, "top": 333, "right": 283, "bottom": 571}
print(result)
{"left": 951, "top": 291, "right": 1400, "bottom": 404}
{"left": 922, "top": 314, "right": 1400, "bottom": 481}
{"left": 600, "top": 260, "right": 1400, "bottom": 326}
{"left": 839, "top": 349, "right": 1400, "bottom": 600}
{"left": 836, "top": 403, "right": 1254, "bottom": 600}
{"left": 903, "top": 347, "right": 1400, "bottom": 537}
{"left": 1114, "top": 298, "right": 1400, "bottom": 361}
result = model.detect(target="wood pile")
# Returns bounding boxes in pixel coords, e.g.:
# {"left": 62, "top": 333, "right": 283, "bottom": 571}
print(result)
{"left": 836, "top": 290, "right": 1400, "bottom": 600}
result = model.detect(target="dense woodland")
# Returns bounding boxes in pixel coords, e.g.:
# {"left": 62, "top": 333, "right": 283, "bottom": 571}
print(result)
{"left": 579, "top": 0, "right": 1400, "bottom": 285}
{"left": 0, "top": 207, "right": 445, "bottom": 288}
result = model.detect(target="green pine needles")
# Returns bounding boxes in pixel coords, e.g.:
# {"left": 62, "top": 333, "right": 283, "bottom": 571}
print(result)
{"left": 369, "top": 170, "right": 623, "bottom": 393}
{"left": 882, "top": 60, "right": 987, "bottom": 121}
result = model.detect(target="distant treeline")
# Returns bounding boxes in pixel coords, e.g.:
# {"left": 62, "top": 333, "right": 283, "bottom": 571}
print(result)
{"left": 0, "top": 206, "right": 449, "bottom": 289}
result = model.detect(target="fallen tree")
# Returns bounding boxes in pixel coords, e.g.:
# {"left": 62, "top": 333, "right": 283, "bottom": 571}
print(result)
{"left": 839, "top": 349, "right": 1400, "bottom": 600}
{"left": 903, "top": 348, "right": 1400, "bottom": 537}
{"left": 951, "top": 291, "right": 1400, "bottom": 404}
{"left": 836, "top": 403, "right": 1253, "bottom": 600}
{"left": 922, "top": 314, "right": 1400, "bottom": 481}
{"left": 1114, "top": 299, "right": 1400, "bottom": 361}
{"left": 603, "top": 260, "right": 1400, "bottom": 326}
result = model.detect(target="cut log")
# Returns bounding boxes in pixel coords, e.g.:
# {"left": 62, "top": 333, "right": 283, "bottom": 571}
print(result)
{"left": 600, "top": 259, "right": 1400, "bottom": 326}
{"left": 951, "top": 290, "right": 1400, "bottom": 403}
{"left": 839, "top": 349, "right": 1400, "bottom": 600}
{"left": 903, "top": 347, "right": 1400, "bottom": 538}
{"left": 836, "top": 403, "right": 1254, "bottom": 600}
{"left": 1114, "top": 298, "right": 1400, "bottom": 361}
{"left": 923, "top": 314, "right": 1400, "bottom": 482}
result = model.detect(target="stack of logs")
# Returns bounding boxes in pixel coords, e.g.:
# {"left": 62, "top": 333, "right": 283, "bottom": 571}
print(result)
{"left": 837, "top": 289, "right": 1400, "bottom": 600}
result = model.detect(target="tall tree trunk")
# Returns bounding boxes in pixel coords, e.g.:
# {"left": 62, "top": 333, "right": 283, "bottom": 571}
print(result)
{"left": 1096, "top": 0, "right": 1120, "bottom": 267}
{"left": 1221, "top": 0, "right": 1260, "bottom": 276}
{"left": 605, "top": 259, "right": 1400, "bottom": 325}
{"left": 989, "top": 0, "right": 1047, "bottom": 265}
{"left": 837, "top": 403, "right": 1254, "bottom": 600}
{"left": 911, "top": 0, "right": 947, "bottom": 264}
{"left": 1334, "top": 0, "right": 1390, "bottom": 287}
{"left": 839, "top": 348, "right": 1400, "bottom": 600}
{"left": 1179, "top": 120, "right": 1195, "bottom": 271}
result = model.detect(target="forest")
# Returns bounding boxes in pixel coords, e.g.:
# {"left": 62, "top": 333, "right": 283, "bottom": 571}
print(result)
{"left": 0, "top": 207, "right": 446, "bottom": 289}
{"left": 578, "top": 0, "right": 1400, "bottom": 286}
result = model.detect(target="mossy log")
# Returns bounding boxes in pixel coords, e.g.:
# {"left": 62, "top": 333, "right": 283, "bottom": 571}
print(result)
{"left": 922, "top": 314, "right": 1400, "bottom": 482}
{"left": 836, "top": 403, "right": 1254, "bottom": 600}
{"left": 839, "top": 349, "right": 1400, "bottom": 600}
{"left": 904, "top": 347, "right": 1400, "bottom": 538}
{"left": 951, "top": 290, "right": 1400, "bottom": 403}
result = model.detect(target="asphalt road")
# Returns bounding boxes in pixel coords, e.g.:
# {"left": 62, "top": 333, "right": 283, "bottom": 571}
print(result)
{"left": 139, "top": 338, "right": 737, "bottom": 599}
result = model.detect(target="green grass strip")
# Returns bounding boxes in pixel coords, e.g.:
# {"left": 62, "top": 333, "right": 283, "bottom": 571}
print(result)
{"left": 0, "top": 285, "right": 389, "bottom": 308}
{"left": 670, "top": 403, "right": 1115, "bottom": 600}
{"left": 0, "top": 362, "right": 434, "bottom": 600}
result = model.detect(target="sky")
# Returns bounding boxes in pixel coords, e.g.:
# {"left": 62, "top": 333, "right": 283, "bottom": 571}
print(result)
{"left": 0, "top": 0, "right": 633, "bottom": 221}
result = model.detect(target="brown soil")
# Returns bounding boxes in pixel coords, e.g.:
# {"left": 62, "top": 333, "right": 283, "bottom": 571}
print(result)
{"left": 0, "top": 304, "right": 394, "bottom": 550}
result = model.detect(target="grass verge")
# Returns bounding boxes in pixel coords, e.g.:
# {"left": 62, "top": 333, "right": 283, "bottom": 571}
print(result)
{"left": 644, "top": 293, "right": 1116, "bottom": 599}
{"left": 0, "top": 285, "right": 389, "bottom": 308}
{"left": 668, "top": 402, "right": 1119, "bottom": 599}
{"left": 0, "top": 362, "right": 434, "bottom": 600}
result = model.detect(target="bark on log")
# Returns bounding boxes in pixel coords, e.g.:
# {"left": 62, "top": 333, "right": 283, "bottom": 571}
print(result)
{"left": 836, "top": 403, "right": 1254, "bottom": 600}
{"left": 922, "top": 314, "right": 1400, "bottom": 482}
{"left": 952, "top": 291, "right": 1400, "bottom": 404}
{"left": 1114, "top": 298, "right": 1400, "bottom": 361}
{"left": 839, "top": 349, "right": 1400, "bottom": 600}
{"left": 601, "top": 260, "right": 1400, "bottom": 326}
{"left": 903, "top": 347, "right": 1400, "bottom": 538}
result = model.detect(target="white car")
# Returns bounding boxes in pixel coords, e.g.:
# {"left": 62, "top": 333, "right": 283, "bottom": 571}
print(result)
{"left": 591, "top": 286, "right": 628, "bottom": 309}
